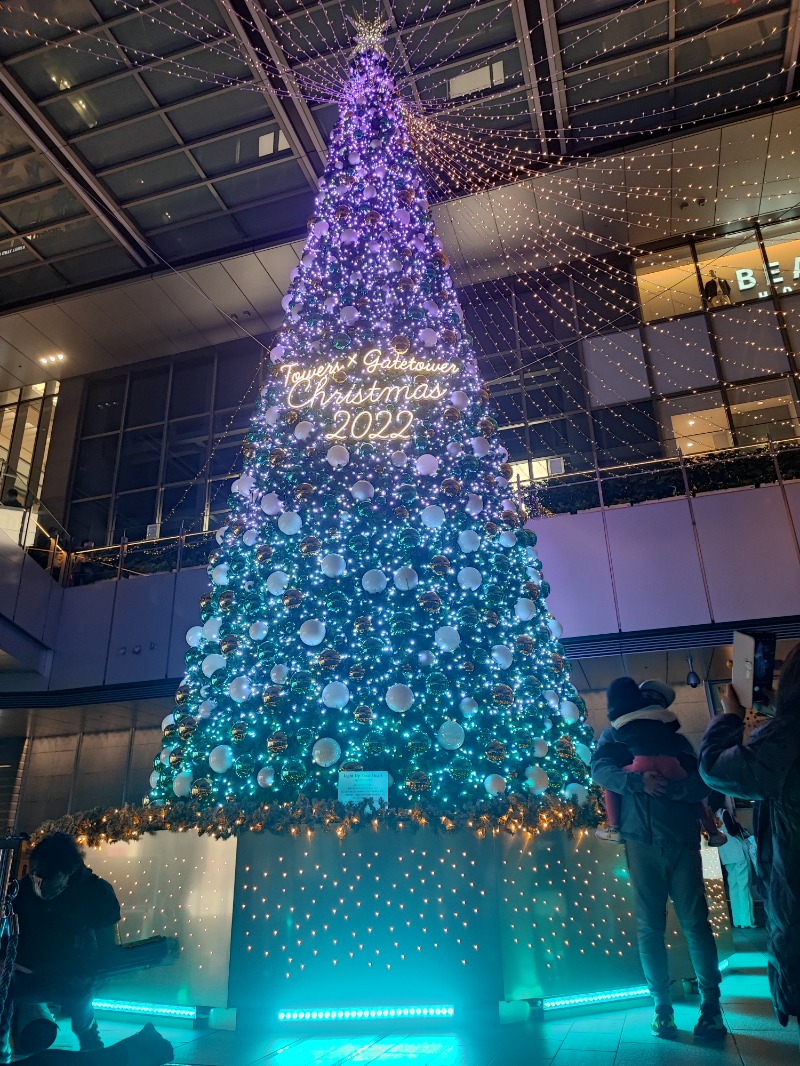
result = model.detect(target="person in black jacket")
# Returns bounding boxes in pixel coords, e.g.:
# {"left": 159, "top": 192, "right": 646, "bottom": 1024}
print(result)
{"left": 592, "top": 678, "right": 724, "bottom": 1041}
{"left": 699, "top": 646, "right": 800, "bottom": 1037}
{"left": 10, "top": 833, "right": 121, "bottom": 1056}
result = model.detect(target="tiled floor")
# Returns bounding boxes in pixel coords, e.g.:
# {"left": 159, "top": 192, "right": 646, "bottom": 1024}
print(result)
{"left": 32, "top": 930, "right": 798, "bottom": 1064}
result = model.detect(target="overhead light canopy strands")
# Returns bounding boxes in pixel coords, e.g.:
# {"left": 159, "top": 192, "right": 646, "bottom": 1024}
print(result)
{"left": 147, "top": 26, "right": 595, "bottom": 826}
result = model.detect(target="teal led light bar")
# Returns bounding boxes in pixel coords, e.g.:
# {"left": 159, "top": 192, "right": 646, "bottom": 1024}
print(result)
{"left": 92, "top": 998, "right": 197, "bottom": 1020}
{"left": 543, "top": 986, "right": 650, "bottom": 1011}
{"left": 278, "top": 1005, "right": 455, "bottom": 1021}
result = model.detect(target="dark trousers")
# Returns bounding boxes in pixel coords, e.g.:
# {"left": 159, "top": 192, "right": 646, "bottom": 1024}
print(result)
{"left": 626, "top": 839, "right": 721, "bottom": 1008}
{"left": 12, "top": 972, "right": 94, "bottom": 1035}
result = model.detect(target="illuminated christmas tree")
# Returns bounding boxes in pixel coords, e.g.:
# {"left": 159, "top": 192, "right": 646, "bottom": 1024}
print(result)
{"left": 149, "top": 23, "right": 595, "bottom": 821}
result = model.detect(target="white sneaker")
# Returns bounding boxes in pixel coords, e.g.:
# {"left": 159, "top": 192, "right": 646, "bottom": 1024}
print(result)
{"left": 595, "top": 826, "right": 623, "bottom": 843}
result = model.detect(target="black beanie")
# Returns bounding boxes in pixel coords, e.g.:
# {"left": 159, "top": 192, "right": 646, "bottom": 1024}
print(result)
{"left": 606, "top": 677, "right": 648, "bottom": 722}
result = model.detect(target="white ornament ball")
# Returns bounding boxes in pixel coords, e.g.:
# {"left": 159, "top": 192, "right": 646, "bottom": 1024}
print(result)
{"left": 457, "top": 567, "right": 482, "bottom": 590}
{"left": 394, "top": 567, "right": 418, "bottom": 591}
{"left": 458, "top": 530, "right": 481, "bottom": 553}
{"left": 249, "top": 621, "right": 268, "bottom": 641}
{"left": 499, "top": 531, "right": 517, "bottom": 548}
{"left": 548, "top": 618, "right": 564, "bottom": 640}
{"left": 492, "top": 645, "right": 514, "bottom": 669}
{"left": 437, "top": 721, "right": 465, "bottom": 750}
{"left": 228, "top": 675, "right": 252, "bottom": 703}
{"left": 159, "top": 748, "right": 170, "bottom": 765}
{"left": 215, "top": 525, "right": 228, "bottom": 545}
{"left": 421, "top": 505, "right": 445, "bottom": 529}
{"left": 149, "top": 770, "right": 160, "bottom": 789}
{"left": 484, "top": 774, "right": 507, "bottom": 797}
{"left": 362, "top": 569, "right": 388, "bottom": 594}
{"left": 460, "top": 697, "right": 479, "bottom": 717}
{"left": 320, "top": 554, "right": 346, "bottom": 578}
{"left": 559, "top": 700, "right": 581, "bottom": 724}
{"left": 565, "top": 783, "right": 589, "bottom": 806}
{"left": 326, "top": 445, "right": 350, "bottom": 468}
{"left": 173, "top": 772, "right": 193, "bottom": 799}
{"left": 533, "top": 739, "right": 549, "bottom": 758}
{"left": 322, "top": 681, "right": 350, "bottom": 709}
{"left": 201, "top": 653, "right": 226, "bottom": 678}
{"left": 415, "top": 454, "right": 439, "bottom": 476}
{"left": 312, "top": 220, "right": 329, "bottom": 238}
{"left": 266, "top": 570, "right": 290, "bottom": 595}
{"left": 312, "top": 738, "right": 342, "bottom": 768}
{"left": 544, "top": 690, "right": 561, "bottom": 710}
{"left": 185, "top": 625, "right": 203, "bottom": 648}
{"left": 261, "top": 492, "right": 283, "bottom": 516}
{"left": 390, "top": 450, "right": 407, "bottom": 467}
{"left": 418, "top": 650, "right": 434, "bottom": 666}
{"left": 202, "top": 616, "right": 222, "bottom": 641}
{"left": 526, "top": 568, "right": 543, "bottom": 586}
{"left": 209, "top": 745, "right": 234, "bottom": 773}
{"left": 161, "top": 713, "right": 175, "bottom": 731}
{"left": 341, "top": 228, "right": 358, "bottom": 245}
{"left": 278, "top": 511, "right": 302, "bottom": 535}
{"left": 386, "top": 684, "right": 414, "bottom": 713}
{"left": 471, "top": 436, "right": 490, "bottom": 457}
{"left": 526, "top": 546, "right": 540, "bottom": 562}
{"left": 447, "top": 442, "right": 463, "bottom": 458}
{"left": 264, "top": 406, "right": 279, "bottom": 425}
{"left": 257, "top": 766, "right": 275, "bottom": 788}
{"left": 465, "top": 494, "right": 483, "bottom": 516}
{"left": 294, "top": 420, "right": 314, "bottom": 441}
{"left": 271, "top": 664, "right": 288, "bottom": 685}
{"left": 575, "top": 743, "right": 593, "bottom": 766}
{"left": 242, "top": 529, "right": 258, "bottom": 547}
{"left": 419, "top": 327, "right": 438, "bottom": 347}
{"left": 435, "top": 625, "right": 461, "bottom": 651}
{"left": 451, "top": 390, "right": 469, "bottom": 409}
{"left": 351, "top": 480, "right": 375, "bottom": 501}
{"left": 198, "top": 700, "right": 215, "bottom": 720}
{"left": 525, "top": 766, "right": 550, "bottom": 793}
{"left": 233, "top": 473, "right": 255, "bottom": 495}
{"left": 211, "top": 563, "right": 228, "bottom": 586}
{"left": 299, "top": 619, "right": 326, "bottom": 646}
{"left": 515, "top": 597, "right": 537, "bottom": 621}
{"left": 269, "top": 345, "right": 285, "bottom": 363}
{"left": 340, "top": 305, "right": 359, "bottom": 325}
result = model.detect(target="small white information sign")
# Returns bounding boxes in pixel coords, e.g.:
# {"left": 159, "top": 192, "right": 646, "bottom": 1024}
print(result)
{"left": 337, "top": 770, "right": 389, "bottom": 807}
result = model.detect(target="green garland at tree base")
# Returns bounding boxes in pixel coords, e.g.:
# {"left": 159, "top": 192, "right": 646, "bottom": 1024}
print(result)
{"left": 34, "top": 789, "right": 603, "bottom": 848}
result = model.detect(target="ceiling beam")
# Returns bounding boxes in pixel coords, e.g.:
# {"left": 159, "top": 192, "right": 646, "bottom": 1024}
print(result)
{"left": 510, "top": 0, "right": 549, "bottom": 156}
{"left": 785, "top": 0, "right": 800, "bottom": 94}
{"left": 536, "top": 0, "right": 569, "bottom": 154}
{"left": 0, "top": 72, "right": 158, "bottom": 269}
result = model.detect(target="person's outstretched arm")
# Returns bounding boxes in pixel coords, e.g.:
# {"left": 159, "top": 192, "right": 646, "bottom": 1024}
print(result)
{"left": 699, "top": 685, "right": 783, "bottom": 801}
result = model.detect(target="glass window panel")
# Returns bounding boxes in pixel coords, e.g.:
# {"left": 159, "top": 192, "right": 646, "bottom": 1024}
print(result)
{"left": 167, "top": 89, "right": 271, "bottom": 142}
{"left": 696, "top": 233, "right": 767, "bottom": 307}
{"left": 0, "top": 152, "right": 56, "bottom": 197}
{"left": 43, "top": 77, "right": 152, "bottom": 136}
{"left": 73, "top": 435, "right": 119, "bottom": 499}
{"left": 232, "top": 192, "right": 310, "bottom": 242}
{"left": 516, "top": 282, "right": 576, "bottom": 344}
{"left": 645, "top": 316, "right": 718, "bottom": 393}
{"left": 675, "top": 11, "right": 785, "bottom": 75}
{"left": 213, "top": 347, "right": 259, "bottom": 409}
{"left": 165, "top": 417, "right": 209, "bottom": 484}
{"left": 0, "top": 186, "right": 85, "bottom": 232}
{"left": 126, "top": 186, "right": 221, "bottom": 231}
{"left": 0, "top": 264, "right": 63, "bottom": 305}
{"left": 713, "top": 305, "right": 789, "bottom": 381}
{"left": 113, "top": 489, "right": 157, "bottom": 543}
{"left": 12, "top": 34, "right": 122, "bottom": 100}
{"left": 782, "top": 292, "right": 800, "bottom": 350}
{"left": 213, "top": 160, "right": 308, "bottom": 208}
{"left": 76, "top": 115, "right": 179, "bottom": 169}
{"left": 0, "top": 406, "right": 15, "bottom": 463}
{"left": 405, "top": 3, "right": 514, "bottom": 69}
{"left": 208, "top": 477, "right": 232, "bottom": 518}
{"left": 416, "top": 48, "right": 523, "bottom": 104}
{"left": 191, "top": 122, "right": 289, "bottom": 178}
{"left": 116, "top": 426, "right": 163, "bottom": 491}
{"left": 761, "top": 221, "right": 800, "bottom": 299}
{"left": 125, "top": 366, "right": 169, "bottom": 428}
{"left": 728, "top": 379, "right": 800, "bottom": 447}
{"left": 140, "top": 51, "right": 251, "bottom": 107}
{"left": 658, "top": 391, "right": 732, "bottom": 457}
{"left": 14, "top": 398, "right": 41, "bottom": 481}
{"left": 149, "top": 215, "right": 243, "bottom": 260}
{"left": 170, "top": 357, "right": 212, "bottom": 419}
{"left": 0, "top": 115, "right": 30, "bottom": 158}
{"left": 212, "top": 404, "right": 256, "bottom": 436}
{"left": 574, "top": 255, "right": 639, "bottom": 330}
{"left": 210, "top": 440, "right": 243, "bottom": 477}
{"left": 526, "top": 415, "right": 594, "bottom": 470}
{"left": 560, "top": 2, "right": 669, "bottom": 66}
{"left": 676, "top": 0, "right": 772, "bottom": 32}
{"left": 30, "top": 218, "right": 108, "bottom": 259}
{"left": 54, "top": 246, "right": 137, "bottom": 285}
{"left": 566, "top": 52, "right": 669, "bottom": 108}
{"left": 83, "top": 376, "right": 126, "bottom": 436}
{"left": 582, "top": 330, "right": 650, "bottom": 407}
{"left": 111, "top": 1, "right": 222, "bottom": 58}
{"left": 161, "top": 482, "right": 207, "bottom": 536}
{"left": 0, "top": 238, "right": 37, "bottom": 273}
{"left": 462, "top": 288, "right": 516, "bottom": 355}
{"left": 103, "top": 153, "right": 201, "bottom": 202}
{"left": 68, "top": 497, "right": 111, "bottom": 547}
{"left": 634, "top": 248, "right": 702, "bottom": 321}
{"left": 592, "top": 401, "right": 662, "bottom": 464}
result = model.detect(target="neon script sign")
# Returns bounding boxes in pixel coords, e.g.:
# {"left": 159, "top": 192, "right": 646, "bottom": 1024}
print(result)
{"left": 276, "top": 347, "right": 459, "bottom": 440}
